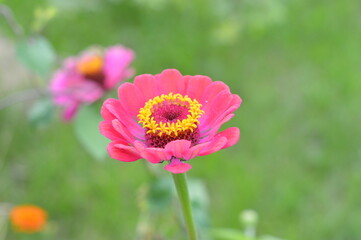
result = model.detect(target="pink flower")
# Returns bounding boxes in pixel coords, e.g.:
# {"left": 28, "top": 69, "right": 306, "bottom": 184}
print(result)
{"left": 50, "top": 45, "right": 135, "bottom": 121}
{"left": 99, "top": 69, "right": 241, "bottom": 174}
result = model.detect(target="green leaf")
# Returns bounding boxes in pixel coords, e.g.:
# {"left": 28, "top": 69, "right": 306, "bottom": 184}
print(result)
{"left": 188, "top": 178, "right": 211, "bottom": 238}
{"left": 260, "top": 235, "right": 285, "bottom": 240}
{"left": 74, "top": 105, "right": 108, "bottom": 161}
{"left": 212, "top": 228, "right": 249, "bottom": 240}
{"left": 188, "top": 179, "right": 209, "bottom": 209}
{"left": 241, "top": 0, "right": 286, "bottom": 33}
{"left": 27, "top": 98, "right": 54, "bottom": 128}
{"left": 16, "top": 36, "right": 56, "bottom": 78}
{"left": 147, "top": 176, "right": 173, "bottom": 212}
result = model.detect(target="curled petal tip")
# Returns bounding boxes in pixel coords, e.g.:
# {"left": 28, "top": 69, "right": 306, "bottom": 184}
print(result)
{"left": 164, "top": 158, "right": 192, "bottom": 174}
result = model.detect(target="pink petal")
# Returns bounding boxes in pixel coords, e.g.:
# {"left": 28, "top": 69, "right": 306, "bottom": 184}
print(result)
{"left": 112, "top": 119, "right": 144, "bottom": 142}
{"left": 133, "top": 141, "right": 169, "bottom": 163}
{"left": 63, "top": 57, "right": 77, "bottom": 69}
{"left": 50, "top": 70, "right": 66, "bottom": 93}
{"left": 62, "top": 102, "right": 79, "bottom": 121}
{"left": 99, "top": 120, "right": 121, "bottom": 140}
{"left": 216, "top": 95, "right": 242, "bottom": 124}
{"left": 200, "top": 113, "right": 235, "bottom": 141}
{"left": 185, "top": 128, "right": 238, "bottom": 160}
{"left": 111, "top": 107, "right": 143, "bottom": 137}
{"left": 103, "top": 46, "right": 135, "bottom": 89}
{"left": 100, "top": 98, "right": 143, "bottom": 137}
{"left": 100, "top": 98, "right": 123, "bottom": 120}
{"left": 199, "top": 90, "right": 234, "bottom": 130}
{"left": 216, "top": 127, "right": 240, "bottom": 149}
{"left": 107, "top": 141, "right": 141, "bottom": 162}
{"left": 73, "top": 81, "right": 104, "bottom": 103}
{"left": 117, "top": 83, "right": 145, "bottom": 116}
{"left": 164, "top": 140, "right": 192, "bottom": 159}
{"left": 184, "top": 75, "right": 212, "bottom": 100}
{"left": 50, "top": 58, "right": 81, "bottom": 97}
{"left": 51, "top": 70, "right": 104, "bottom": 104}
{"left": 198, "top": 136, "right": 228, "bottom": 156}
{"left": 134, "top": 74, "right": 159, "bottom": 100}
{"left": 164, "top": 158, "right": 192, "bottom": 174}
{"left": 200, "top": 94, "right": 241, "bottom": 138}
{"left": 184, "top": 144, "right": 203, "bottom": 159}
{"left": 50, "top": 70, "right": 77, "bottom": 105}
{"left": 201, "top": 81, "right": 230, "bottom": 104}
{"left": 202, "top": 89, "right": 231, "bottom": 113}
{"left": 155, "top": 69, "right": 185, "bottom": 94}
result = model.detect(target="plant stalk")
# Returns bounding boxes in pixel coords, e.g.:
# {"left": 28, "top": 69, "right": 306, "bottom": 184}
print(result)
{"left": 172, "top": 173, "right": 198, "bottom": 240}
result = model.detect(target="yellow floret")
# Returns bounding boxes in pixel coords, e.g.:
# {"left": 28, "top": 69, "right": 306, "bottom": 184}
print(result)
{"left": 138, "top": 92, "right": 204, "bottom": 136}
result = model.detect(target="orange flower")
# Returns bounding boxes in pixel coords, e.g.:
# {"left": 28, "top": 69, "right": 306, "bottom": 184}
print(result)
{"left": 10, "top": 205, "right": 47, "bottom": 233}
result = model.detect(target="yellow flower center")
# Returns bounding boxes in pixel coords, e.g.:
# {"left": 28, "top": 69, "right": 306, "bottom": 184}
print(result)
{"left": 138, "top": 93, "right": 204, "bottom": 137}
{"left": 77, "top": 55, "right": 103, "bottom": 76}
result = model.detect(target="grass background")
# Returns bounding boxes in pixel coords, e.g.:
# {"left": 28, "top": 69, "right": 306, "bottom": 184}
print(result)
{"left": 1, "top": 0, "right": 361, "bottom": 239}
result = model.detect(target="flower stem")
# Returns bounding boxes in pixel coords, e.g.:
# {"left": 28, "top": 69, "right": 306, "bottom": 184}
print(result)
{"left": 172, "top": 173, "right": 198, "bottom": 240}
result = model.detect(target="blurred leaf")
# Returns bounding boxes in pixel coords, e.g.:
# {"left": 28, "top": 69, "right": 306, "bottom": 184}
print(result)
{"left": 27, "top": 98, "right": 54, "bottom": 128}
{"left": 74, "top": 105, "right": 108, "bottom": 161}
{"left": 212, "top": 17, "right": 242, "bottom": 45}
{"left": 188, "top": 178, "right": 211, "bottom": 239}
{"left": 49, "top": 0, "right": 102, "bottom": 12}
{"left": 134, "top": 0, "right": 168, "bottom": 10}
{"left": 212, "top": 228, "right": 249, "bottom": 240}
{"left": 260, "top": 235, "right": 285, "bottom": 240}
{"left": 32, "top": 6, "right": 58, "bottom": 32}
{"left": 16, "top": 36, "right": 56, "bottom": 78}
{"left": 241, "top": 0, "right": 287, "bottom": 33}
{"left": 148, "top": 176, "right": 173, "bottom": 212}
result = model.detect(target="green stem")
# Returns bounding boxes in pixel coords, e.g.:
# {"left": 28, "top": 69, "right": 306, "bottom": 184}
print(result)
{"left": 172, "top": 173, "right": 198, "bottom": 240}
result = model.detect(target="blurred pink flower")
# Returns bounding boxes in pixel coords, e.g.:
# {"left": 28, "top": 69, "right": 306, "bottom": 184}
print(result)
{"left": 50, "top": 45, "right": 134, "bottom": 121}
{"left": 99, "top": 69, "right": 241, "bottom": 174}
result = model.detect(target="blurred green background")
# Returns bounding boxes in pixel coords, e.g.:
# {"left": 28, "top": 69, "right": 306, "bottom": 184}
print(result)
{"left": 1, "top": 0, "right": 360, "bottom": 239}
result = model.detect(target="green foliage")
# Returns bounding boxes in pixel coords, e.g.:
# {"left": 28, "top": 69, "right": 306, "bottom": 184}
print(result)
{"left": 74, "top": 105, "right": 108, "bottom": 161}
{"left": 213, "top": 228, "right": 249, "bottom": 240}
{"left": 32, "top": 6, "right": 57, "bottom": 33}
{"left": 188, "top": 178, "right": 211, "bottom": 239}
{"left": 1, "top": 0, "right": 361, "bottom": 239}
{"left": 212, "top": 231, "right": 286, "bottom": 240}
{"left": 16, "top": 36, "right": 56, "bottom": 78}
{"left": 147, "top": 176, "right": 173, "bottom": 212}
{"left": 212, "top": 209, "right": 285, "bottom": 240}
{"left": 260, "top": 236, "right": 285, "bottom": 240}
{"left": 27, "top": 98, "right": 54, "bottom": 128}
{"left": 240, "top": 0, "right": 287, "bottom": 32}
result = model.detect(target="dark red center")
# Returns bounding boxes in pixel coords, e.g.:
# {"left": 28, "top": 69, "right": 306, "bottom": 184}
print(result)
{"left": 83, "top": 72, "right": 106, "bottom": 87}
{"left": 145, "top": 128, "right": 200, "bottom": 148}
{"left": 152, "top": 103, "right": 189, "bottom": 123}
{"left": 144, "top": 103, "right": 200, "bottom": 148}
